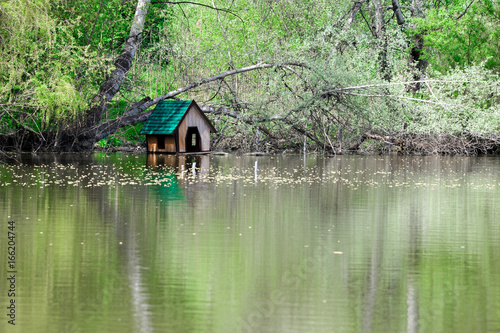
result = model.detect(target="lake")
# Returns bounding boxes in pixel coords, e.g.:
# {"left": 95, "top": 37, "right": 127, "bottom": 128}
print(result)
{"left": 1, "top": 153, "right": 499, "bottom": 332}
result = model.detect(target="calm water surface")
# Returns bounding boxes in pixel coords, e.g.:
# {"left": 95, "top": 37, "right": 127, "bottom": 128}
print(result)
{"left": 0, "top": 153, "right": 499, "bottom": 333}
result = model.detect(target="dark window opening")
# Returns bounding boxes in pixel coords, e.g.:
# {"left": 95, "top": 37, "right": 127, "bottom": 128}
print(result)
{"left": 186, "top": 127, "right": 201, "bottom": 152}
{"left": 157, "top": 135, "right": 165, "bottom": 149}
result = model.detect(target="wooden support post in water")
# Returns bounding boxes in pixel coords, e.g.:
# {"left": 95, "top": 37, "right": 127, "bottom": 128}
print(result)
{"left": 254, "top": 160, "right": 258, "bottom": 184}
{"left": 256, "top": 127, "right": 260, "bottom": 152}
{"left": 339, "top": 128, "right": 343, "bottom": 154}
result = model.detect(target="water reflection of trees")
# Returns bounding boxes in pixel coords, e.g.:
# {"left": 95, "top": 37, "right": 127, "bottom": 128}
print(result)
{"left": 5, "top": 153, "right": 216, "bottom": 331}
{"left": 2, "top": 154, "right": 500, "bottom": 332}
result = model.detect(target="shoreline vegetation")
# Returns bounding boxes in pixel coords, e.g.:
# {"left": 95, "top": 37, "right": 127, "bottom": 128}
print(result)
{"left": 3, "top": 130, "right": 500, "bottom": 158}
{"left": 1, "top": 0, "right": 500, "bottom": 156}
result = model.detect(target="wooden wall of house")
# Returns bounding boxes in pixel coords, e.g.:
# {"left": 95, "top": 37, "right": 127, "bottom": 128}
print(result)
{"left": 177, "top": 105, "right": 211, "bottom": 152}
{"left": 164, "top": 136, "right": 176, "bottom": 152}
{"left": 147, "top": 135, "right": 158, "bottom": 152}
{"left": 147, "top": 135, "right": 176, "bottom": 153}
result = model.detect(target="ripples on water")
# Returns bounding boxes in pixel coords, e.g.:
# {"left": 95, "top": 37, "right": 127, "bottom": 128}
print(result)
{"left": 0, "top": 153, "right": 499, "bottom": 333}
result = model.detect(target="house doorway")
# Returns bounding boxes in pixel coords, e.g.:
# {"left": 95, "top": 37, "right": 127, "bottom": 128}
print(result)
{"left": 157, "top": 135, "right": 166, "bottom": 149}
{"left": 186, "top": 127, "right": 201, "bottom": 152}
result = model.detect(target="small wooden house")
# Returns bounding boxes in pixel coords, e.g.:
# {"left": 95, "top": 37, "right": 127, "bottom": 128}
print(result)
{"left": 140, "top": 100, "right": 216, "bottom": 153}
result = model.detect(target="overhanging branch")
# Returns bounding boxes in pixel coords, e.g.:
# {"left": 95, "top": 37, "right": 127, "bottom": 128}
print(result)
{"left": 152, "top": 1, "right": 244, "bottom": 23}
{"left": 91, "top": 62, "right": 308, "bottom": 140}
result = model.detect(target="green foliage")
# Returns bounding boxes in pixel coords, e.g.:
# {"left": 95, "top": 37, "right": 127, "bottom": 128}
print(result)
{"left": 0, "top": 0, "right": 174, "bottom": 136}
{"left": 412, "top": 0, "right": 500, "bottom": 72}
{"left": 407, "top": 65, "right": 500, "bottom": 135}
{"left": 97, "top": 136, "right": 122, "bottom": 148}
{"left": 1, "top": 0, "right": 500, "bottom": 152}
{"left": 50, "top": 0, "right": 136, "bottom": 51}
{"left": 0, "top": 0, "right": 110, "bottom": 132}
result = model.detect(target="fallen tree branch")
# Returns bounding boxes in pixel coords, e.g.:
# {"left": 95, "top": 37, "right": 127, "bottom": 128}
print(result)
{"left": 151, "top": 1, "right": 244, "bottom": 23}
{"left": 347, "top": 132, "right": 404, "bottom": 151}
{"left": 87, "top": 62, "right": 308, "bottom": 143}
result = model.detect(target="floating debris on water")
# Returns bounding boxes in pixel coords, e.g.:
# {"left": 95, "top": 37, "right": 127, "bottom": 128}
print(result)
{"left": 1, "top": 156, "right": 499, "bottom": 192}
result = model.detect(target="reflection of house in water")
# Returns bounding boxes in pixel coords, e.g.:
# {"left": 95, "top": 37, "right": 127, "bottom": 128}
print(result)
{"left": 140, "top": 100, "right": 216, "bottom": 153}
{"left": 147, "top": 154, "right": 210, "bottom": 176}
{"left": 146, "top": 154, "right": 184, "bottom": 201}
{"left": 146, "top": 154, "right": 211, "bottom": 202}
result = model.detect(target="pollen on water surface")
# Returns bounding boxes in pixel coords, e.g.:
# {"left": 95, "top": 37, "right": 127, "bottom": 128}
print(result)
{"left": 1, "top": 158, "right": 499, "bottom": 191}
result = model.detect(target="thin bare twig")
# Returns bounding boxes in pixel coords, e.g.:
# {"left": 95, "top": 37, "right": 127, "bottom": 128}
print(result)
{"left": 151, "top": 1, "right": 244, "bottom": 23}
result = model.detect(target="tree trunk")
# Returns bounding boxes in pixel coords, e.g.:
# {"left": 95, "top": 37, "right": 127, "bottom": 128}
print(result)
{"left": 84, "top": 0, "right": 151, "bottom": 131}
{"left": 372, "top": 0, "right": 391, "bottom": 81}
{"left": 391, "top": 0, "right": 405, "bottom": 26}
{"left": 372, "top": 0, "right": 385, "bottom": 39}
{"left": 326, "top": 1, "right": 362, "bottom": 64}
{"left": 408, "top": 0, "right": 427, "bottom": 92}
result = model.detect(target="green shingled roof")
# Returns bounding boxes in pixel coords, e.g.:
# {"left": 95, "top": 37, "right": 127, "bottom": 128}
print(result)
{"left": 139, "top": 100, "right": 192, "bottom": 135}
